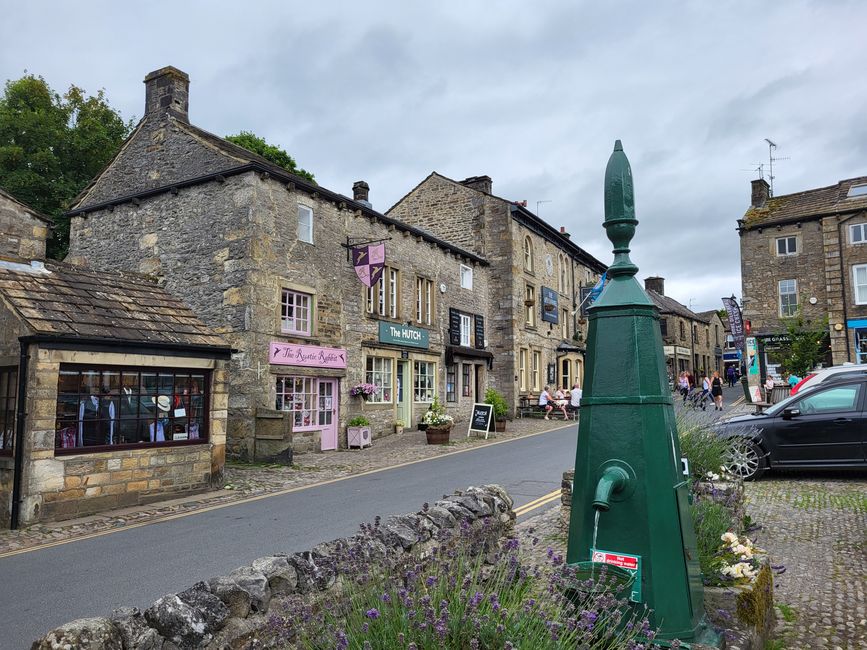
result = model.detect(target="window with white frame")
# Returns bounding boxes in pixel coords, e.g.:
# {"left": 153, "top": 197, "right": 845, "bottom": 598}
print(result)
{"left": 779, "top": 279, "right": 798, "bottom": 317}
{"left": 413, "top": 361, "right": 435, "bottom": 402}
{"left": 365, "top": 357, "right": 393, "bottom": 403}
{"left": 519, "top": 349, "right": 528, "bottom": 392}
{"left": 281, "top": 289, "right": 312, "bottom": 335}
{"left": 559, "top": 254, "right": 568, "bottom": 294}
{"left": 367, "top": 267, "right": 399, "bottom": 318}
{"left": 461, "top": 363, "right": 472, "bottom": 398}
{"left": 853, "top": 265, "right": 867, "bottom": 305}
{"left": 460, "top": 264, "right": 473, "bottom": 290}
{"left": 525, "top": 284, "right": 536, "bottom": 327}
{"left": 416, "top": 276, "right": 433, "bottom": 325}
{"left": 561, "top": 359, "right": 571, "bottom": 391}
{"left": 459, "top": 314, "right": 472, "bottom": 347}
{"left": 298, "top": 204, "right": 313, "bottom": 244}
{"left": 775, "top": 236, "right": 797, "bottom": 256}
{"left": 532, "top": 351, "right": 541, "bottom": 391}
{"left": 850, "top": 223, "right": 867, "bottom": 245}
{"left": 276, "top": 376, "right": 317, "bottom": 429}
{"left": 523, "top": 236, "right": 534, "bottom": 272}
{"left": 561, "top": 309, "right": 569, "bottom": 339}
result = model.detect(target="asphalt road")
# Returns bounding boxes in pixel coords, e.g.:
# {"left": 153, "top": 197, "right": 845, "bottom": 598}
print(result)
{"left": 1, "top": 424, "right": 577, "bottom": 649}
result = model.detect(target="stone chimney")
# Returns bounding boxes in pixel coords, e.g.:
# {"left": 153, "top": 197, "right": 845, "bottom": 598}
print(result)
{"left": 353, "top": 181, "right": 371, "bottom": 207}
{"left": 560, "top": 226, "right": 571, "bottom": 239}
{"left": 644, "top": 276, "right": 665, "bottom": 296}
{"left": 460, "top": 175, "right": 492, "bottom": 195}
{"left": 751, "top": 178, "right": 770, "bottom": 208}
{"left": 144, "top": 66, "right": 190, "bottom": 123}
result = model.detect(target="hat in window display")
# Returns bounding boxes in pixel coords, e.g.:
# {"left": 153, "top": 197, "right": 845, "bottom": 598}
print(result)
{"left": 157, "top": 395, "right": 172, "bottom": 412}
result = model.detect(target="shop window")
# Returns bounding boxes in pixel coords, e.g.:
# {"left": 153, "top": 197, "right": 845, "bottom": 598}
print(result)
{"left": 850, "top": 223, "right": 867, "bottom": 245}
{"left": 523, "top": 236, "right": 534, "bottom": 273}
{"left": 281, "top": 289, "right": 312, "bottom": 335}
{"left": 532, "top": 351, "right": 541, "bottom": 391}
{"left": 367, "top": 267, "right": 399, "bottom": 318}
{"left": 525, "top": 284, "right": 536, "bottom": 327}
{"left": 853, "top": 265, "right": 867, "bottom": 305}
{"left": 298, "top": 204, "right": 314, "bottom": 244}
{"left": 460, "top": 265, "right": 473, "bottom": 290}
{"left": 413, "top": 361, "right": 435, "bottom": 402}
{"left": 446, "top": 365, "right": 457, "bottom": 402}
{"left": 519, "top": 349, "right": 528, "bottom": 392}
{"left": 364, "top": 357, "right": 393, "bottom": 403}
{"left": 277, "top": 376, "right": 337, "bottom": 429}
{"left": 460, "top": 314, "right": 472, "bottom": 347}
{"left": 0, "top": 367, "right": 17, "bottom": 455}
{"left": 778, "top": 279, "right": 798, "bottom": 316}
{"left": 55, "top": 366, "right": 208, "bottom": 452}
{"left": 462, "top": 364, "right": 472, "bottom": 398}
{"left": 775, "top": 236, "right": 797, "bottom": 256}
{"left": 415, "top": 276, "right": 433, "bottom": 325}
{"left": 855, "top": 329, "right": 867, "bottom": 364}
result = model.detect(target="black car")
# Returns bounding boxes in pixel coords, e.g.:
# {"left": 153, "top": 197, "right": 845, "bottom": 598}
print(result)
{"left": 717, "top": 376, "right": 867, "bottom": 480}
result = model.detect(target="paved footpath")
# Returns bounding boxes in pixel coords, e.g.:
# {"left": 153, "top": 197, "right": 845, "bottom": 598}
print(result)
{"left": 745, "top": 473, "right": 867, "bottom": 649}
{"left": 0, "top": 416, "right": 572, "bottom": 556}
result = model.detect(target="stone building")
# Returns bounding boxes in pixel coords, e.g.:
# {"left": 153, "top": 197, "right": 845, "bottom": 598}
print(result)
{"left": 387, "top": 173, "right": 607, "bottom": 411}
{"left": 0, "top": 188, "right": 52, "bottom": 260}
{"left": 66, "top": 67, "right": 493, "bottom": 459}
{"left": 0, "top": 192, "right": 230, "bottom": 527}
{"left": 739, "top": 176, "right": 867, "bottom": 367}
{"left": 644, "top": 277, "right": 723, "bottom": 378}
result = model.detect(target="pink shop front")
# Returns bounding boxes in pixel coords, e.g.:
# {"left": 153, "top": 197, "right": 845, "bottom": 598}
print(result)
{"left": 263, "top": 342, "right": 347, "bottom": 456}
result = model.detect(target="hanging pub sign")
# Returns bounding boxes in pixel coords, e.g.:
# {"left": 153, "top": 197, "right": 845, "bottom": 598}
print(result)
{"left": 541, "top": 286, "right": 559, "bottom": 324}
{"left": 352, "top": 243, "right": 385, "bottom": 287}
{"left": 547, "top": 362, "right": 557, "bottom": 385}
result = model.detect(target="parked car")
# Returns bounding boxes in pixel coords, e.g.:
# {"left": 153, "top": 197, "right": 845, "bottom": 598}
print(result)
{"left": 790, "top": 363, "right": 867, "bottom": 395}
{"left": 716, "top": 377, "right": 867, "bottom": 480}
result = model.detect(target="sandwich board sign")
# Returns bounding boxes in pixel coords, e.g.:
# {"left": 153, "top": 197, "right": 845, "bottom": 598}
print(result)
{"left": 468, "top": 403, "right": 493, "bottom": 439}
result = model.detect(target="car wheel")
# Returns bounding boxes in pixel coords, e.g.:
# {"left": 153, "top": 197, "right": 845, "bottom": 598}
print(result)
{"left": 725, "top": 438, "right": 766, "bottom": 480}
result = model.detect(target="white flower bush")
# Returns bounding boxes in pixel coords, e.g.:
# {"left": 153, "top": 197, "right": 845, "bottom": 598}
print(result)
{"left": 717, "top": 532, "right": 764, "bottom": 584}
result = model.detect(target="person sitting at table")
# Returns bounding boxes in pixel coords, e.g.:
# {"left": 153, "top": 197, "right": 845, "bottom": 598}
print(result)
{"left": 553, "top": 388, "right": 570, "bottom": 420}
{"left": 538, "top": 386, "right": 554, "bottom": 419}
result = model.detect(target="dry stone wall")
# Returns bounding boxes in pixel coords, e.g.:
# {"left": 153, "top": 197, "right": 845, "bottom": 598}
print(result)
{"left": 32, "top": 484, "right": 514, "bottom": 650}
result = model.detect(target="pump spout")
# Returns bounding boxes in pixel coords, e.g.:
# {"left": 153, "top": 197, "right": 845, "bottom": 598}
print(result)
{"left": 592, "top": 466, "right": 631, "bottom": 512}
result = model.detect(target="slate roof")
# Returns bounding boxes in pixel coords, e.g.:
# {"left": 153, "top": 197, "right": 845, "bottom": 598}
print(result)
{"left": 646, "top": 289, "right": 700, "bottom": 320}
{"left": 0, "top": 259, "right": 229, "bottom": 349}
{"left": 741, "top": 176, "right": 867, "bottom": 230}
{"left": 695, "top": 310, "right": 720, "bottom": 325}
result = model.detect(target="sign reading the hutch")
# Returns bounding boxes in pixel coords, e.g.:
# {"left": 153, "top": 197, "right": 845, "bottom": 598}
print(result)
{"left": 378, "top": 321, "right": 430, "bottom": 349}
{"left": 269, "top": 343, "right": 347, "bottom": 368}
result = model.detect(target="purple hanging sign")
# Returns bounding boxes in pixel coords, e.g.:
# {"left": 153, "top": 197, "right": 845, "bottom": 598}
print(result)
{"left": 352, "top": 243, "right": 385, "bottom": 287}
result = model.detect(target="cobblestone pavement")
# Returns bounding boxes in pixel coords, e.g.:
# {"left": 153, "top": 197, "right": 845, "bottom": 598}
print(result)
{"left": 0, "top": 417, "right": 573, "bottom": 555}
{"left": 745, "top": 473, "right": 867, "bottom": 649}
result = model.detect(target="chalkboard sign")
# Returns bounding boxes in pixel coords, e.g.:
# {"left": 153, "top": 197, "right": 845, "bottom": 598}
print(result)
{"left": 449, "top": 308, "right": 462, "bottom": 346}
{"left": 474, "top": 314, "right": 485, "bottom": 349}
{"left": 468, "top": 403, "right": 493, "bottom": 439}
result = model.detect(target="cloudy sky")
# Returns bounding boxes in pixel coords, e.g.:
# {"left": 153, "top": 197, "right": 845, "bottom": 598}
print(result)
{"left": 3, "top": 1, "right": 865, "bottom": 312}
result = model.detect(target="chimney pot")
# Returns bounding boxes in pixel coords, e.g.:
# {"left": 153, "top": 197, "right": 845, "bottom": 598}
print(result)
{"left": 144, "top": 66, "right": 190, "bottom": 123}
{"left": 460, "top": 175, "right": 493, "bottom": 195}
{"left": 644, "top": 276, "right": 665, "bottom": 296}
{"left": 751, "top": 178, "right": 770, "bottom": 208}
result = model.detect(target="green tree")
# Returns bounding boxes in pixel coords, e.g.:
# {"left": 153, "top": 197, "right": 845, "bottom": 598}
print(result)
{"left": 0, "top": 74, "right": 133, "bottom": 258}
{"left": 782, "top": 311, "right": 831, "bottom": 376}
{"left": 225, "top": 131, "right": 315, "bottom": 183}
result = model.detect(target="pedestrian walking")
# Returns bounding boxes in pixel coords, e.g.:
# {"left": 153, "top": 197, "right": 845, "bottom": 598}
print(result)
{"left": 699, "top": 373, "right": 712, "bottom": 411}
{"left": 726, "top": 365, "right": 736, "bottom": 388}
{"left": 539, "top": 386, "right": 554, "bottom": 419}
{"left": 677, "top": 372, "right": 690, "bottom": 404}
{"left": 711, "top": 371, "right": 724, "bottom": 411}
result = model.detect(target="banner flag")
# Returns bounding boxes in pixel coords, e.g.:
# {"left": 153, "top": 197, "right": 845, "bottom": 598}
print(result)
{"left": 352, "top": 243, "right": 385, "bottom": 287}
{"left": 722, "top": 296, "right": 745, "bottom": 352}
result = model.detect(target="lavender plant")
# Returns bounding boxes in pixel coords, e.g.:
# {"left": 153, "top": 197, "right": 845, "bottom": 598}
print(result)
{"left": 266, "top": 513, "right": 661, "bottom": 649}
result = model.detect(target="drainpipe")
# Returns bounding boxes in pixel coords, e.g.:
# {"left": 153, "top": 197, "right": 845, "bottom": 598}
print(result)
{"left": 836, "top": 212, "right": 863, "bottom": 363}
{"left": 10, "top": 340, "right": 29, "bottom": 530}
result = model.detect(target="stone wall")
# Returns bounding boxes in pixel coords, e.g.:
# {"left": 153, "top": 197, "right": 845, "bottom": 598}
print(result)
{"left": 15, "top": 347, "right": 228, "bottom": 526}
{"left": 0, "top": 191, "right": 50, "bottom": 260}
{"left": 33, "top": 484, "right": 514, "bottom": 649}
{"left": 0, "top": 304, "right": 30, "bottom": 526}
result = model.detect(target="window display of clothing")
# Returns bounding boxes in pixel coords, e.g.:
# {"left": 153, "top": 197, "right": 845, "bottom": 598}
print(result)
{"left": 78, "top": 396, "right": 116, "bottom": 446}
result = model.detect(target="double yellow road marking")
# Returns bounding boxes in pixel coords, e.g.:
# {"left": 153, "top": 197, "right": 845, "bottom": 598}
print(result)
{"left": 514, "top": 489, "right": 561, "bottom": 517}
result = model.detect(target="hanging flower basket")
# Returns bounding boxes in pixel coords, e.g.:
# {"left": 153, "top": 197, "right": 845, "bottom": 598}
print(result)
{"left": 543, "top": 303, "right": 555, "bottom": 312}
{"left": 350, "top": 383, "right": 379, "bottom": 400}
{"left": 524, "top": 299, "right": 535, "bottom": 307}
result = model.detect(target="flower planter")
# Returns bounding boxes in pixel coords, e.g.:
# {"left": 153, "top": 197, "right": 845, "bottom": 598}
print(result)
{"left": 495, "top": 418, "right": 507, "bottom": 433}
{"left": 394, "top": 425, "right": 404, "bottom": 435}
{"left": 347, "top": 426, "right": 371, "bottom": 448}
{"left": 425, "top": 426, "right": 451, "bottom": 445}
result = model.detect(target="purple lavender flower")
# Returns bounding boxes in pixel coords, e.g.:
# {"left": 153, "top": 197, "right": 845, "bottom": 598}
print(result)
{"left": 380, "top": 592, "right": 391, "bottom": 603}
{"left": 365, "top": 608, "right": 380, "bottom": 619}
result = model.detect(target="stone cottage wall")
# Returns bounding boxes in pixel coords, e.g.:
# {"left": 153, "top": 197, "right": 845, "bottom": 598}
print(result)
{"left": 16, "top": 347, "right": 227, "bottom": 526}
{"left": 0, "top": 191, "right": 50, "bottom": 260}
{"left": 0, "top": 304, "right": 29, "bottom": 526}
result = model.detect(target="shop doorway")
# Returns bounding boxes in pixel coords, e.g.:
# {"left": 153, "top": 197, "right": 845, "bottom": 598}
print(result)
{"left": 318, "top": 379, "right": 337, "bottom": 451}
{"left": 396, "top": 360, "right": 410, "bottom": 428}
{"left": 475, "top": 364, "right": 484, "bottom": 402}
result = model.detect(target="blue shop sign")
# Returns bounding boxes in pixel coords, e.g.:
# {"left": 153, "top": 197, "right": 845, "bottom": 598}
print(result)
{"left": 541, "top": 287, "right": 559, "bottom": 324}
{"left": 846, "top": 319, "right": 867, "bottom": 329}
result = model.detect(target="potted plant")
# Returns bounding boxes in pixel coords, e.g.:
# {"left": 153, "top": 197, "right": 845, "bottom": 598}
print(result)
{"left": 484, "top": 388, "right": 509, "bottom": 433}
{"left": 349, "top": 383, "right": 379, "bottom": 401}
{"left": 347, "top": 415, "right": 372, "bottom": 448}
{"left": 421, "top": 396, "right": 454, "bottom": 445}
{"left": 394, "top": 419, "right": 405, "bottom": 434}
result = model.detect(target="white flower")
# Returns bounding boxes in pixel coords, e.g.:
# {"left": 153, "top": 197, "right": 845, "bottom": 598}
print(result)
{"left": 721, "top": 532, "right": 738, "bottom": 544}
